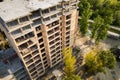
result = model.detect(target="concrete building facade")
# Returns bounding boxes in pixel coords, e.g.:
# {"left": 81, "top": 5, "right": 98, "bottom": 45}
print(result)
{"left": 0, "top": 0, "right": 79, "bottom": 80}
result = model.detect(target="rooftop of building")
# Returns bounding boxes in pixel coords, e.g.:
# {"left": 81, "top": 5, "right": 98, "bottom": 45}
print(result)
{"left": 0, "top": 48, "right": 23, "bottom": 79}
{"left": 0, "top": 0, "right": 69, "bottom": 22}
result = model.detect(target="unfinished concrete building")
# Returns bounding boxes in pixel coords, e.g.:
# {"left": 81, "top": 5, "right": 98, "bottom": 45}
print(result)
{"left": 0, "top": 0, "right": 79, "bottom": 80}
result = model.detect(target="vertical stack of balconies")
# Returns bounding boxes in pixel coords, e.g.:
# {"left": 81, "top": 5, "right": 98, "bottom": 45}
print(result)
{"left": 41, "top": 5, "right": 63, "bottom": 68}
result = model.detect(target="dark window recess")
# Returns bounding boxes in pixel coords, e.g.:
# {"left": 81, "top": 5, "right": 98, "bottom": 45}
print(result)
{"left": 37, "top": 33, "right": 42, "bottom": 37}
{"left": 44, "top": 60, "right": 47, "bottom": 64}
{"left": 66, "top": 15, "right": 71, "bottom": 19}
{"left": 19, "top": 16, "right": 29, "bottom": 23}
{"left": 51, "top": 54, "right": 56, "bottom": 58}
{"left": 51, "top": 50, "right": 55, "bottom": 54}
{"left": 31, "top": 71, "right": 37, "bottom": 77}
{"left": 30, "top": 10, "right": 40, "bottom": 19}
{"left": 40, "top": 44, "right": 44, "bottom": 48}
{"left": 41, "top": 48, "right": 45, "bottom": 53}
{"left": 35, "top": 60, "right": 41, "bottom": 64}
{"left": 29, "top": 68, "right": 36, "bottom": 73}
{"left": 22, "top": 25, "right": 31, "bottom": 30}
{"left": 39, "top": 38, "right": 43, "bottom": 43}
{"left": 34, "top": 55, "right": 40, "bottom": 60}
{"left": 49, "top": 40, "right": 54, "bottom": 45}
{"left": 7, "top": 19, "right": 19, "bottom": 27}
{"left": 43, "top": 57, "right": 47, "bottom": 61}
{"left": 66, "top": 21, "right": 71, "bottom": 25}
{"left": 28, "top": 64, "right": 35, "bottom": 70}
{"left": 42, "top": 53, "right": 46, "bottom": 57}
{"left": 32, "top": 50, "right": 39, "bottom": 56}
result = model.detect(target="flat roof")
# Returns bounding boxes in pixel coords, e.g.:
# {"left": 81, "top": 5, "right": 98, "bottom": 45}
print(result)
{"left": 0, "top": 0, "right": 62, "bottom": 22}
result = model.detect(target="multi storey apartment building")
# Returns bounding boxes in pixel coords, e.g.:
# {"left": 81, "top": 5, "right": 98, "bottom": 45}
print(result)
{"left": 0, "top": 0, "right": 79, "bottom": 80}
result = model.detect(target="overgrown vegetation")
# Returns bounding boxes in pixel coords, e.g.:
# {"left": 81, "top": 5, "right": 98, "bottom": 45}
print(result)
{"left": 85, "top": 50, "right": 116, "bottom": 74}
{"left": 79, "top": 0, "right": 120, "bottom": 26}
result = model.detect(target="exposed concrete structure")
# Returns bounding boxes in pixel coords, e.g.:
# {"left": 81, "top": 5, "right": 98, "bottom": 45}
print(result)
{"left": 0, "top": 0, "right": 79, "bottom": 79}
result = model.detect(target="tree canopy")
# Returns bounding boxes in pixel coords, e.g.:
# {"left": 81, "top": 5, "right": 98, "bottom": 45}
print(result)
{"left": 85, "top": 50, "right": 116, "bottom": 74}
{"left": 79, "top": 0, "right": 92, "bottom": 35}
{"left": 63, "top": 48, "right": 80, "bottom": 80}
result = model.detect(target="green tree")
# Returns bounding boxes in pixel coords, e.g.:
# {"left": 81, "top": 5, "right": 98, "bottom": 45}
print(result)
{"left": 99, "top": 50, "right": 116, "bottom": 69}
{"left": 85, "top": 50, "right": 116, "bottom": 74}
{"left": 85, "top": 50, "right": 104, "bottom": 74}
{"left": 91, "top": 15, "right": 110, "bottom": 44}
{"left": 63, "top": 48, "right": 80, "bottom": 80}
{"left": 79, "top": 0, "right": 92, "bottom": 35}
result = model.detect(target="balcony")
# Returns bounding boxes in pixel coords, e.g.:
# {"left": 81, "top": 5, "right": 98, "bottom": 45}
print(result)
{"left": 48, "top": 35, "right": 54, "bottom": 41}
{"left": 66, "top": 36, "right": 70, "bottom": 40}
{"left": 19, "top": 16, "right": 29, "bottom": 23}
{"left": 26, "top": 59, "right": 33, "bottom": 65}
{"left": 37, "top": 32, "right": 42, "bottom": 38}
{"left": 66, "top": 15, "right": 71, "bottom": 20}
{"left": 55, "top": 37, "right": 60, "bottom": 42}
{"left": 7, "top": 20, "right": 32, "bottom": 32}
{"left": 32, "top": 50, "right": 39, "bottom": 57}
{"left": 30, "top": 10, "right": 41, "bottom": 20}
{"left": 30, "top": 45, "right": 38, "bottom": 52}
{"left": 42, "top": 9, "right": 50, "bottom": 18}
{"left": 56, "top": 46, "right": 61, "bottom": 51}
{"left": 47, "top": 29, "right": 54, "bottom": 35}
{"left": 51, "top": 50, "right": 56, "bottom": 54}
{"left": 42, "top": 7, "right": 60, "bottom": 18}
{"left": 49, "top": 40, "right": 55, "bottom": 45}
{"left": 40, "top": 44, "right": 44, "bottom": 48}
{"left": 41, "top": 48, "right": 45, "bottom": 53}
{"left": 36, "top": 26, "right": 41, "bottom": 31}
{"left": 50, "top": 45, "right": 55, "bottom": 50}
{"left": 11, "top": 29, "right": 22, "bottom": 38}
{"left": 15, "top": 33, "right": 35, "bottom": 44}
{"left": 31, "top": 72, "right": 38, "bottom": 78}
{"left": 43, "top": 16, "right": 59, "bottom": 25}
{"left": 38, "top": 38, "right": 43, "bottom": 43}
{"left": 66, "top": 43, "right": 69, "bottom": 47}
{"left": 55, "top": 32, "right": 60, "bottom": 37}
{"left": 66, "top": 20, "right": 71, "bottom": 25}
{"left": 56, "top": 42, "right": 60, "bottom": 47}
{"left": 66, "top": 26, "right": 70, "bottom": 31}
{"left": 34, "top": 55, "right": 40, "bottom": 62}
{"left": 24, "top": 54, "right": 32, "bottom": 62}
{"left": 29, "top": 67, "right": 36, "bottom": 74}
{"left": 54, "top": 27, "right": 59, "bottom": 32}
{"left": 46, "top": 20, "right": 59, "bottom": 30}
{"left": 32, "top": 18, "right": 42, "bottom": 27}
{"left": 28, "top": 64, "right": 35, "bottom": 71}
